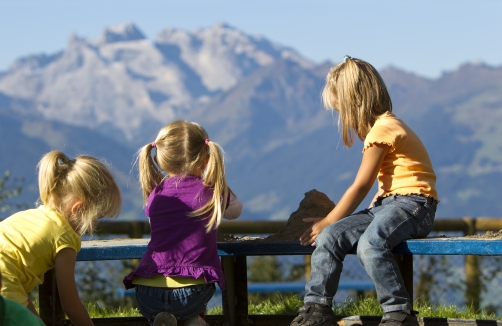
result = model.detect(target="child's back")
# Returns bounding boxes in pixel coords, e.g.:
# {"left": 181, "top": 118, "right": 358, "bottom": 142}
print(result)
{"left": 0, "top": 206, "right": 80, "bottom": 304}
{"left": 365, "top": 111, "right": 437, "bottom": 199}
{"left": 124, "top": 175, "right": 225, "bottom": 290}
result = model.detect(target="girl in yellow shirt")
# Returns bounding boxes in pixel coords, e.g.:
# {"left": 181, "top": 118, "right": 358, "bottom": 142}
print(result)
{"left": 292, "top": 56, "right": 438, "bottom": 326}
{"left": 0, "top": 151, "right": 121, "bottom": 326}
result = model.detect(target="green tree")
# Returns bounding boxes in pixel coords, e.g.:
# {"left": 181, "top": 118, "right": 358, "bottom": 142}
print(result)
{"left": 0, "top": 170, "right": 24, "bottom": 213}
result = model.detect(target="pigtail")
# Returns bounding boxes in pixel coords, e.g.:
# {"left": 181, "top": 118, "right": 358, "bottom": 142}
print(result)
{"left": 192, "top": 140, "right": 229, "bottom": 233}
{"left": 37, "top": 150, "right": 74, "bottom": 208}
{"left": 138, "top": 142, "right": 165, "bottom": 203}
{"left": 37, "top": 150, "right": 121, "bottom": 235}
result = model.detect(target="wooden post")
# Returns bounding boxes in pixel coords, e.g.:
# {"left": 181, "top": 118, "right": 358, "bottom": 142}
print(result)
{"left": 221, "top": 256, "right": 249, "bottom": 326}
{"left": 463, "top": 217, "right": 480, "bottom": 311}
{"left": 39, "top": 269, "right": 65, "bottom": 325}
{"left": 221, "top": 256, "right": 236, "bottom": 326}
{"left": 233, "top": 256, "right": 250, "bottom": 326}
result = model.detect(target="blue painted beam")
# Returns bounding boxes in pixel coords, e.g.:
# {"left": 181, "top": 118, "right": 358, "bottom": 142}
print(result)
{"left": 77, "top": 238, "right": 502, "bottom": 261}
{"left": 393, "top": 238, "right": 502, "bottom": 255}
{"left": 115, "top": 280, "right": 375, "bottom": 297}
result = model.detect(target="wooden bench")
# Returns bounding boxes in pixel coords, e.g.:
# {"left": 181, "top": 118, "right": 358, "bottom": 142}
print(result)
{"left": 39, "top": 237, "right": 502, "bottom": 326}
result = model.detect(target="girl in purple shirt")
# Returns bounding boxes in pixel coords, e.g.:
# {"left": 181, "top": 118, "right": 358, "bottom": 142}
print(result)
{"left": 123, "top": 120, "right": 242, "bottom": 326}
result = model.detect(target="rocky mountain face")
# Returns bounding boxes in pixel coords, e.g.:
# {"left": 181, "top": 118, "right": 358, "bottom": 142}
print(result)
{"left": 1, "top": 23, "right": 502, "bottom": 220}
{"left": 0, "top": 22, "right": 312, "bottom": 144}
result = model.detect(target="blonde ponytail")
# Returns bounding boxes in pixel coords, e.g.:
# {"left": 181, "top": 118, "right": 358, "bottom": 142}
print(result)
{"left": 192, "top": 140, "right": 229, "bottom": 232}
{"left": 137, "top": 143, "right": 165, "bottom": 203}
{"left": 37, "top": 150, "right": 122, "bottom": 235}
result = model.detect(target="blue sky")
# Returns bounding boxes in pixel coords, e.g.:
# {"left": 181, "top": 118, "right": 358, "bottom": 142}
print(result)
{"left": 1, "top": 0, "right": 501, "bottom": 78}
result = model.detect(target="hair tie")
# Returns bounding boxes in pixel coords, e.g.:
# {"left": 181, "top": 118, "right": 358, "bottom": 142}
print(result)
{"left": 205, "top": 139, "right": 210, "bottom": 145}
{"left": 151, "top": 142, "right": 156, "bottom": 148}
{"left": 344, "top": 55, "right": 352, "bottom": 63}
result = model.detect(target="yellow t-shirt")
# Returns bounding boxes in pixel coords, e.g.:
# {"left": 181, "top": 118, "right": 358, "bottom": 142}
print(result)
{"left": 364, "top": 112, "right": 438, "bottom": 202}
{"left": 0, "top": 206, "right": 81, "bottom": 306}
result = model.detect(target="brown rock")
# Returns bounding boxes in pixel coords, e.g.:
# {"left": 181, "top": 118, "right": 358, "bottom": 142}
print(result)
{"left": 218, "top": 189, "right": 336, "bottom": 242}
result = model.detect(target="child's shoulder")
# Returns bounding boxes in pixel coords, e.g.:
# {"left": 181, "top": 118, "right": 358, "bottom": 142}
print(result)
{"left": 149, "top": 175, "right": 205, "bottom": 199}
{"left": 373, "top": 112, "right": 410, "bottom": 131}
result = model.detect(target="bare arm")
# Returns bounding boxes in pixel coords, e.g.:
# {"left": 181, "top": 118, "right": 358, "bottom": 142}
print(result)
{"left": 55, "top": 248, "right": 94, "bottom": 326}
{"left": 223, "top": 193, "right": 243, "bottom": 220}
{"left": 300, "top": 143, "right": 390, "bottom": 246}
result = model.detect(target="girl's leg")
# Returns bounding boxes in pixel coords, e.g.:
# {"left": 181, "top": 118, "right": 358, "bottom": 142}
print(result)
{"left": 304, "top": 212, "right": 374, "bottom": 306}
{"left": 357, "top": 195, "right": 436, "bottom": 313}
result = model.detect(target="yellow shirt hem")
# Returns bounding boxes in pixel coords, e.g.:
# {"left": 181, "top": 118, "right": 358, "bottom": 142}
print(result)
{"left": 132, "top": 274, "right": 206, "bottom": 288}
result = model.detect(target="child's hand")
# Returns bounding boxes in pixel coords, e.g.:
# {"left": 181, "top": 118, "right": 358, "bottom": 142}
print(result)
{"left": 300, "top": 217, "right": 330, "bottom": 246}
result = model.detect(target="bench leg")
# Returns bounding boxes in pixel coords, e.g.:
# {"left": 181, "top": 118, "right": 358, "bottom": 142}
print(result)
{"left": 39, "top": 269, "right": 65, "bottom": 325}
{"left": 221, "top": 257, "right": 235, "bottom": 325}
{"left": 394, "top": 254, "right": 414, "bottom": 310}
{"left": 221, "top": 256, "right": 249, "bottom": 326}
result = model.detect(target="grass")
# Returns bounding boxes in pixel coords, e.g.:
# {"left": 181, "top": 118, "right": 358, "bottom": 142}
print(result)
{"left": 71, "top": 295, "right": 501, "bottom": 320}
{"left": 83, "top": 302, "right": 142, "bottom": 318}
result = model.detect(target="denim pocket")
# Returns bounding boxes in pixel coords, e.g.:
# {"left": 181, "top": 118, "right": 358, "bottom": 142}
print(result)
{"left": 384, "top": 195, "right": 436, "bottom": 238}
{"left": 396, "top": 196, "right": 435, "bottom": 238}
{"left": 415, "top": 213, "right": 432, "bottom": 238}
{"left": 415, "top": 200, "right": 436, "bottom": 238}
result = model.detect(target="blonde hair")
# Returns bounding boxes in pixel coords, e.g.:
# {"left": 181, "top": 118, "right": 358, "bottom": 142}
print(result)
{"left": 322, "top": 57, "right": 392, "bottom": 147}
{"left": 37, "top": 151, "right": 122, "bottom": 235}
{"left": 138, "top": 120, "right": 230, "bottom": 232}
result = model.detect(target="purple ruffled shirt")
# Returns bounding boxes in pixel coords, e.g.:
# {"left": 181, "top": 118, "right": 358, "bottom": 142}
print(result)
{"left": 123, "top": 175, "right": 226, "bottom": 290}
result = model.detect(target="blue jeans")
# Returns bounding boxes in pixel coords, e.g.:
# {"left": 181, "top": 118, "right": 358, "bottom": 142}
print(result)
{"left": 304, "top": 195, "right": 436, "bottom": 312}
{"left": 135, "top": 283, "right": 216, "bottom": 325}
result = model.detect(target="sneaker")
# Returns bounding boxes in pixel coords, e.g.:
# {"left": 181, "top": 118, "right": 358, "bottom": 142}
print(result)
{"left": 182, "top": 316, "right": 209, "bottom": 326}
{"left": 153, "top": 312, "right": 177, "bottom": 326}
{"left": 290, "top": 302, "right": 337, "bottom": 326}
{"left": 379, "top": 310, "right": 419, "bottom": 326}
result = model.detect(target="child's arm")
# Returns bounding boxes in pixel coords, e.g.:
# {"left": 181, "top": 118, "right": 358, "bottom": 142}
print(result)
{"left": 55, "top": 248, "right": 95, "bottom": 326}
{"left": 223, "top": 192, "right": 243, "bottom": 220}
{"left": 300, "top": 143, "right": 390, "bottom": 246}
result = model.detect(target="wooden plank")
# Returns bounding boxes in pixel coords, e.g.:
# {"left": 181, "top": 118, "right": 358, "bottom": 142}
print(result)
{"left": 77, "top": 238, "right": 502, "bottom": 261}
{"left": 63, "top": 237, "right": 502, "bottom": 326}
{"left": 393, "top": 238, "right": 502, "bottom": 255}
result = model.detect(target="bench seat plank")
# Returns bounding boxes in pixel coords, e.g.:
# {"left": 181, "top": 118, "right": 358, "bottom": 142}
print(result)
{"left": 393, "top": 237, "right": 502, "bottom": 255}
{"left": 77, "top": 238, "right": 502, "bottom": 261}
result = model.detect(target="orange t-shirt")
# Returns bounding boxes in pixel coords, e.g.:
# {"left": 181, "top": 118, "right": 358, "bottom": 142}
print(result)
{"left": 363, "top": 112, "right": 438, "bottom": 202}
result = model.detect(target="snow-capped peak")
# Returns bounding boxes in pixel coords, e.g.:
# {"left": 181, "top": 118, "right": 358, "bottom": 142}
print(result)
{"left": 96, "top": 22, "right": 146, "bottom": 44}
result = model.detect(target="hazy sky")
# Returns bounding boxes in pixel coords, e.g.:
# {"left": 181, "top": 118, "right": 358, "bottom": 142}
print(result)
{"left": 1, "top": 0, "right": 501, "bottom": 78}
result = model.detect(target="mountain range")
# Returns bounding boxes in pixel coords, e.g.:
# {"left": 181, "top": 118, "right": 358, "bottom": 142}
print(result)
{"left": 1, "top": 22, "right": 502, "bottom": 221}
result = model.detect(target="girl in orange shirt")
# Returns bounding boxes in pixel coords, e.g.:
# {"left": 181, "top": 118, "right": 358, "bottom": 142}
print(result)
{"left": 291, "top": 57, "right": 438, "bottom": 326}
